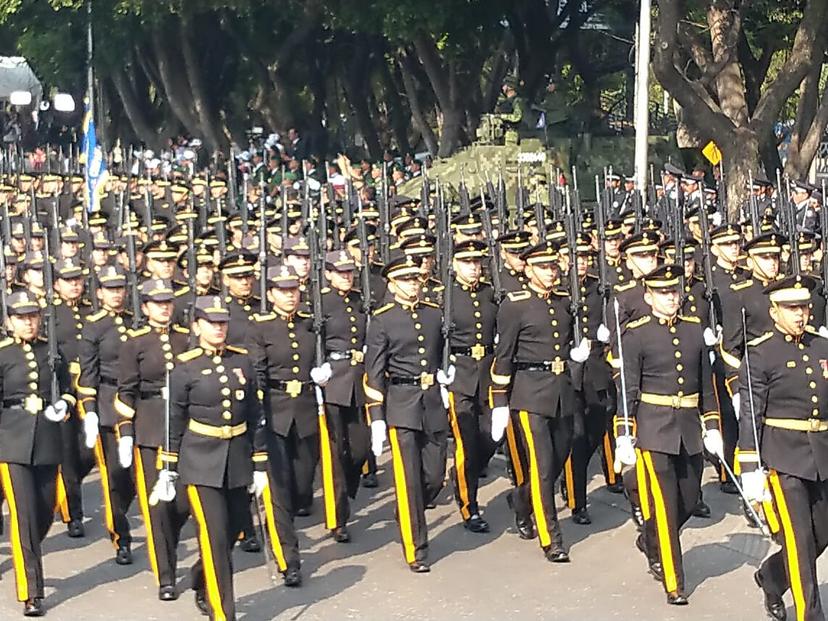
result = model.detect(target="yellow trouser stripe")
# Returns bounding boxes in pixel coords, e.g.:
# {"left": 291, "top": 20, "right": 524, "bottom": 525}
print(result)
{"left": 603, "top": 433, "right": 616, "bottom": 485}
{"left": 563, "top": 455, "right": 576, "bottom": 510}
{"left": 762, "top": 492, "right": 781, "bottom": 535}
{"left": 1, "top": 464, "right": 29, "bottom": 601}
{"left": 188, "top": 486, "right": 226, "bottom": 621}
{"left": 643, "top": 451, "right": 678, "bottom": 593}
{"left": 636, "top": 449, "right": 650, "bottom": 520}
{"left": 769, "top": 471, "right": 806, "bottom": 621}
{"left": 261, "top": 481, "right": 287, "bottom": 571}
{"left": 55, "top": 467, "right": 70, "bottom": 522}
{"left": 93, "top": 438, "right": 118, "bottom": 548}
{"left": 447, "top": 392, "right": 471, "bottom": 520}
{"left": 389, "top": 428, "right": 416, "bottom": 564}
{"left": 518, "top": 410, "right": 552, "bottom": 548}
{"left": 362, "top": 461, "right": 370, "bottom": 475}
{"left": 134, "top": 449, "right": 160, "bottom": 584}
{"left": 318, "top": 407, "right": 338, "bottom": 530}
{"left": 505, "top": 418, "right": 524, "bottom": 486}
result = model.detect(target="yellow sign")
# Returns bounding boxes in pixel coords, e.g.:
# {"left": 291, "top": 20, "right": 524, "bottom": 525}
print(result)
{"left": 702, "top": 141, "right": 722, "bottom": 166}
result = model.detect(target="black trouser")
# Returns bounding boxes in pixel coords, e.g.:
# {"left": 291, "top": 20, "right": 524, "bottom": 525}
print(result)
{"left": 95, "top": 426, "right": 134, "bottom": 549}
{"left": 638, "top": 447, "right": 703, "bottom": 595}
{"left": 564, "top": 388, "right": 613, "bottom": 511}
{"left": 388, "top": 426, "right": 447, "bottom": 564}
{"left": 505, "top": 411, "right": 532, "bottom": 523}
{"left": 284, "top": 424, "right": 319, "bottom": 513}
{"left": 713, "top": 366, "right": 738, "bottom": 482}
{"left": 57, "top": 413, "right": 96, "bottom": 523}
{"left": 513, "top": 410, "right": 573, "bottom": 551}
{"left": 758, "top": 471, "right": 828, "bottom": 621}
{"left": 0, "top": 462, "right": 57, "bottom": 601}
{"left": 134, "top": 445, "right": 189, "bottom": 588}
{"left": 188, "top": 484, "right": 248, "bottom": 621}
{"left": 321, "top": 403, "right": 370, "bottom": 529}
{"left": 448, "top": 391, "right": 498, "bottom": 520}
{"left": 262, "top": 431, "right": 301, "bottom": 572}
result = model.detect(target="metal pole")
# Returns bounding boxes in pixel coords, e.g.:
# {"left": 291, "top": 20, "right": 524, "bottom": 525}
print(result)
{"left": 633, "top": 0, "right": 652, "bottom": 193}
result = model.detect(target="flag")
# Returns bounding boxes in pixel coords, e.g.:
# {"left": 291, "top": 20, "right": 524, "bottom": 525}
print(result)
{"left": 81, "top": 100, "right": 108, "bottom": 213}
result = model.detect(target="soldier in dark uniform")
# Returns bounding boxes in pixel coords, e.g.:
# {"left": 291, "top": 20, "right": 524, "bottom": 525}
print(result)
{"left": 0, "top": 291, "right": 75, "bottom": 617}
{"left": 218, "top": 251, "right": 259, "bottom": 346}
{"left": 497, "top": 230, "right": 531, "bottom": 294}
{"left": 167, "top": 296, "right": 269, "bottom": 619}
{"left": 319, "top": 250, "right": 370, "bottom": 542}
{"left": 738, "top": 275, "right": 828, "bottom": 621}
{"left": 614, "top": 265, "right": 721, "bottom": 606}
{"left": 603, "top": 219, "right": 628, "bottom": 288}
{"left": 490, "top": 241, "right": 586, "bottom": 563}
{"left": 364, "top": 254, "right": 448, "bottom": 572}
{"left": 114, "top": 279, "right": 190, "bottom": 601}
{"left": 143, "top": 240, "right": 178, "bottom": 282}
{"left": 77, "top": 265, "right": 135, "bottom": 565}
{"left": 173, "top": 247, "right": 218, "bottom": 326}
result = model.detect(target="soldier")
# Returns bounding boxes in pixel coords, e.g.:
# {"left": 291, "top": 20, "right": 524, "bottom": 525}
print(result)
{"left": 364, "top": 254, "right": 450, "bottom": 572}
{"left": 738, "top": 275, "right": 828, "bottom": 621}
{"left": 143, "top": 240, "right": 178, "bottom": 282}
{"left": 218, "top": 251, "right": 259, "bottom": 347}
{"left": 497, "top": 230, "right": 531, "bottom": 294}
{"left": 494, "top": 76, "right": 525, "bottom": 145}
{"left": 167, "top": 296, "right": 269, "bottom": 619}
{"left": 614, "top": 264, "right": 722, "bottom": 606}
{"left": 0, "top": 291, "right": 74, "bottom": 617}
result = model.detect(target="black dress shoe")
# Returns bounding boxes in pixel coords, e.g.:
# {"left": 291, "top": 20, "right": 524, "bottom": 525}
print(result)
{"left": 755, "top": 570, "right": 786, "bottom": 620}
{"left": 362, "top": 473, "right": 378, "bottom": 488}
{"left": 194, "top": 590, "right": 209, "bottom": 616}
{"left": 295, "top": 506, "right": 312, "bottom": 517}
{"left": 240, "top": 534, "right": 261, "bottom": 553}
{"left": 606, "top": 481, "right": 625, "bottom": 494}
{"left": 515, "top": 515, "right": 536, "bottom": 540}
{"left": 560, "top": 480, "right": 569, "bottom": 505}
{"left": 332, "top": 526, "right": 351, "bottom": 543}
{"left": 692, "top": 500, "right": 711, "bottom": 519}
{"left": 544, "top": 546, "right": 570, "bottom": 563}
{"left": 23, "top": 598, "right": 44, "bottom": 617}
{"left": 425, "top": 502, "right": 437, "bottom": 510}
{"left": 631, "top": 503, "right": 644, "bottom": 530}
{"left": 571, "top": 508, "right": 592, "bottom": 525}
{"left": 720, "top": 480, "right": 739, "bottom": 495}
{"left": 464, "top": 514, "right": 490, "bottom": 533}
{"left": 283, "top": 568, "right": 302, "bottom": 587}
{"left": 667, "top": 592, "right": 689, "bottom": 605}
{"left": 115, "top": 545, "right": 133, "bottom": 565}
{"left": 409, "top": 561, "right": 431, "bottom": 573}
{"left": 634, "top": 534, "right": 663, "bottom": 581}
{"left": 67, "top": 519, "right": 85, "bottom": 538}
{"left": 158, "top": 585, "right": 178, "bottom": 601}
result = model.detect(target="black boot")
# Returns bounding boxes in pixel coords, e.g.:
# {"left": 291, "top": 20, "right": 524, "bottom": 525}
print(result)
{"left": 23, "top": 599, "right": 44, "bottom": 617}
{"left": 194, "top": 590, "right": 209, "bottom": 616}
{"left": 754, "top": 570, "right": 786, "bottom": 620}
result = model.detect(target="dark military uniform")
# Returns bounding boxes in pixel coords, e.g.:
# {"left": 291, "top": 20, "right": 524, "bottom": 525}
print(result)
{"left": 225, "top": 294, "right": 258, "bottom": 345}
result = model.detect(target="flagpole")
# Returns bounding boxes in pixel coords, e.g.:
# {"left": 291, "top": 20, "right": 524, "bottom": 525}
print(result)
{"left": 83, "top": 0, "right": 94, "bottom": 219}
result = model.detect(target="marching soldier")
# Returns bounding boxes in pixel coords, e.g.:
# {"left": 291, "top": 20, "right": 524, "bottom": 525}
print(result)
{"left": 497, "top": 230, "right": 531, "bottom": 294}
{"left": 218, "top": 251, "right": 259, "bottom": 347}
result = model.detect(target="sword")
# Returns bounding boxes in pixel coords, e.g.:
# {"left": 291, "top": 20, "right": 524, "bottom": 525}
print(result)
{"left": 613, "top": 298, "right": 634, "bottom": 473}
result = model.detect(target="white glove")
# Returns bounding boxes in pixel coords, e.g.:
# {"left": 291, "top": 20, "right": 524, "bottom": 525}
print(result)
{"left": 118, "top": 436, "right": 134, "bottom": 469}
{"left": 44, "top": 399, "right": 68, "bottom": 422}
{"left": 149, "top": 469, "right": 178, "bottom": 506}
{"left": 818, "top": 325, "right": 828, "bottom": 339}
{"left": 83, "top": 412, "right": 99, "bottom": 449}
{"left": 732, "top": 393, "right": 740, "bottom": 421}
{"left": 711, "top": 212, "right": 723, "bottom": 227}
{"left": 703, "top": 325, "right": 722, "bottom": 347}
{"left": 439, "top": 385, "right": 450, "bottom": 409}
{"left": 310, "top": 362, "right": 332, "bottom": 387}
{"left": 491, "top": 406, "right": 510, "bottom": 442}
{"left": 436, "top": 365, "right": 456, "bottom": 386}
{"left": 741, "top": 470, "right": 770, "bottom": 503}
{"left": 370, "top": 420, "right": 387, "bottom": 457}
{"left": 569, "top": 338, "right": 591, "bottom": 363}
{"left": 614, "top": 435, "right": 637, "bottom": 472}
{"left": 248, "top": 470, "right": 268, "bottom": 498}
{"left": 596, "top": 324, "right": 610, "bottom": 344}
{"left": 703, "top": 429, "right": 724, "bottom": 459}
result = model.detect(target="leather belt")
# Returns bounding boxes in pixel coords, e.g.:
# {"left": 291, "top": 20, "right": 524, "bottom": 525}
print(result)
{"left": 640, "top": 392, "right": 700, "bottom": 409}
{"left": 268, "top": 378, "right": 311, "bottom": 398}
{"left": 389, "top": 372, "right": 435, "bottom": 390}
{"left": 328, "top": 350, "right": 364, "bottom": 363}
{"left": 515, "top": 360, "right": 567, "bottom": 375}
{"left": 140, "top": 389, "right": 164, "bottom": 400}
{"left": 3, "top": 395, "right": 43, "bottom": 414}
{"left": 188, "top": 419, "right": 248, "bottom": 439}
{"left": 765, "top": 418, "right": 828, "bottom": 432}
{"left": 451, "top": 344, "right": 493, "bottom": 361}
{"left": 99, "top": 376, "right": 118, "bottom": 387}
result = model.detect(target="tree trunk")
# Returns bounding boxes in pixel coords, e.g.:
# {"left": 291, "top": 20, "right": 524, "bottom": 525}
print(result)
{"left": 786, "top": 83, "right": 828, "bottom": 178}
{"left": 150, "top": 27, "right": 201, "bottom": 136}
{"left": 110, "top": 66, "right": 158, "bottom": 147}
{"left": 180, "top": 12, "right": 225, "bottom": 150}
{"left": 377, "top": 47, "right": 411, "bottom": 154}
{"left": 398, "top": 53, "right": 438, "bottom": 155}
{"left": 708, "top": 2, "right": 748, "bottom": 127}
{"left": 724, "top": 129, "right": 762, "bottom": 219}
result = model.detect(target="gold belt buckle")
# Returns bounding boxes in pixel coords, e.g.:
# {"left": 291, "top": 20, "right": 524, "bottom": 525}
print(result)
{"left": 671, "top": 395, "right": 681, "bottom": 409}
{"left": 220, "top": 425, "right": 232, "bottom": 439}
{"left": 24, "top": 394, "right": 43, "bottom": 415}
{"left": 352, "top": 350, "right": 364, "bottom": 364}
{"left": 420, "top": 372, "right": 435, "bottom": 390}
{"left": 285, "top": 379, "right": 303, "bottom": 398}
{"left": 810, "top": 418, "right": 822, "bottom": 432}
{"left": 471, "top": 344, "right": 486, "bottom": 361}
{"left": 551, "top": 359, "right": 565, "bottom": 375}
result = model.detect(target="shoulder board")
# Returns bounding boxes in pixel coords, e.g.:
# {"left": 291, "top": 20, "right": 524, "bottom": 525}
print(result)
{"left": 551, "top": 288, "right": 569, "bottom": 297}
{"left": 172, "top": 324, "right": 189, "bottom": 334}
{"left": 420, "top": 300, "right": 440, "bottom": 308}
{"left": 87, "top": 309, "right": 107, "bottom": 323}
{"left": 678, "top": 315, "right": 701, "bottom": 324}
{"left": 297, "top": 311, "right": 311, "bottom": 318}
{"left": 507, "top": 290, "right": 531, "bottom": 302}
{"left": 352, "top": 288, "right": 363, "bottom": 295}
{"left": 627, "top": 315, "right": 651, "bottom": 330}
{"left": 0, "top": 337, "right": 12, "bottom": 350}
{"left": 585, "top": 273, "right": 599, "bottom": 282}
{"left": 128, "top": 326, "right": 151, "bottom": 338}
{"left": 177, "top": 347, "right": 203, "bottom": 362}
{"left": 174, "top": 286, "right": 189, "bottom": 298}
{"left": 373, "top": 302, "right": 395, "bottom": 316}
{"left": 226, "top": 345, "right": 248, "bottom": 354}
{"left": 253, "top": 312, "right": 276, "bottom": 322}
{"left": 747, "top": 331, "right": 773, "bottom": 347}
{"left": 730, "top": 279, "right": 753, "bottom": 291}
{"left": 614, "top": 281, "right": 636, "bottom": 292}
{"left": 321, "top": 287, "right": 331, "bottom": 294}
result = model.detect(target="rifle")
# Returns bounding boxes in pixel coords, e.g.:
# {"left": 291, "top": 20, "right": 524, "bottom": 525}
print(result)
{"left": 534, "top": 198, "right": 547, "bottom": 243}
{"left": 435, "top": 179, "right": 447, "bottom": 274}
{"left": 307, "top": 182, "right": 326, "bottom": 369}
{"left": 673, "top": 198, "right": 686, "bottom": 299}
{"left": 717, "top": 162, "right": 728, "bottom": 224}
{"left": 186, "top": 194, "right": 198, "bottom": 338}
{"left": 420, "top": 172, "right": 431, "bottom": 221}
{"left": 240, "top": 172, "right": 249, "bottom": 237}
{"left": 43, "top": 205, "right": 61, "bottom": 406}
{"left": 480, "top": 190, "right": 503, "bottom": 303}
{"left": 378, "top": 163, "right": 390, "bottom": 265}
{"left": 438, "top": 182, "right": 454, "bottom": 372}
{"left": 564, "top": 188, "right": 581, "bottom": 344}
{"left": 496, "top": 172, "right": 507, "bottom": 234}
{"left": 697, "top": 192, "right": 718, "bottom": 328}
{"left": 0, "top": 243, "right": 7, "bottom": 329}
{"left": 516, "top": 166, "right": 525, "bottom": 231}
{"left": 747, "top": 171, "right": 760, "bottom": 235}
{"left": 258, "top": 180, "right": 268, "bottom": 314}
{"left": 124, "top": 207, "right": 143, "bottom": 329}
{"left": 459, "top": 168, "right": 472, "bottom": 215}
{"left": 594, "top": 176, "right": 609, "bottom": 327}
{"left": 822, "top": 179, "right": 828, "bottom": 324}
{"left": 356, "top": 192, "right": 373, "bottom": 322}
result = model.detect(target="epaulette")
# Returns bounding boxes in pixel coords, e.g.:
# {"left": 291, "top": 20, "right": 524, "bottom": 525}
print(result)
{"left": 614, "top": 281, "right": 636, "bottom": 292}
{"left": 297, "top": 311, "right": 311, "bottom": 318}
{"left": 507, "top": 290, "right": 531, "bottom": 302}
{"left": 747, "top": 331, "right": 773, "bottom": 347}
{"left": 174, "top": 286, "right": 189, "bottom": 298}
{"left": 253, "top": 312, "right": 276, "bottom": 322}
{"left": 730, "top": 279, "right": 753, "bottom": 291}
{"left": 226, "top": 345, "right": 248, "bottom": 354}
{"left": 321, "top": 287, "right": 331, "bottom": 294}
{"left": 128, "top": 326, "right": 151, "bottom": 338}
{"left": 678, "top": 315, "right": 701, "bottom": 324}
{"left": 585, "top": 273, "right": 599, "bottom": 281}
{"left": 172, "top": 324, "right": 189, "bottom": 334}
{"left": 421, "top": 300, "right": 440, "bottom": 308}
{"left": 0, "top": 337, "right": 12, "bottom": 350}
{"left": 627, "top": 315, "right": 651, "bottom": 329}
{"left": 551, "top": 288, "right": 569, "bottom": 297}
{"left": 373, "top": 302, "right": 395, "bottom": 316}
{"left": 87, "top": 309, "right": 107, "bottom": 323}
{"left": 177, "top": 347, "right": 203, "bottom": 362}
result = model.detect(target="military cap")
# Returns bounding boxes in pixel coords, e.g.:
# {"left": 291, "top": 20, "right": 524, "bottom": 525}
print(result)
{"left": 744, "top": 232, "right": 786, "bottom": 255}
{"left": 3, "top": 245, "right": 18, "bottom": 265}
{"left": 192, "top": 177, "right": 208, "bottom": 187}
{"left": 144, "top": 240, "right": 178, "bottom": 261}
{"left": 686, "top": 204, "right": 716, "bottom": 221}
{"left": 659, "top": 237, "right": 698, "bottom": 261}
{"left": 791, "top": 180, "right": 815, "bottom": 194}
{"left": 390, "top": 195, "right": 417, "bottom": 208}
{"left": 6, "top": 291, "right": 40, "bottom": 315}
{"left": 710, "top": 223, "right": 742, "bottom": 244}
{"left": 170, "top": 183, "right": 190, "bottom": 195}
{"left": 356, "top": 204, "right": 380, "bottom": 219}
{"left": 451, "top": 212, "right": 483, "bottom": 235}
{"left": 30, "top": 221, "right": 45, "bottom": 238}
{"left": 797, "top": 231, "right": 819, "bottom": 253}
{"left": 60, "top": 226, "right": 80, "bottom": 242}
{"left": 266, "top": 263, "right": 300, "bottom": 288}
{"left": 54, "top": 258, "right": 84, "bottom": 280}
{"left": 619, "top": 231, "right": 660, "bottom": 255}
{"left": 140, "top": 278, "right": 175, "bottom": 302}
{"left": 453, "top": 239, "right": 487, "bottom": 261}
{"left": 382, "top": 254, "right": 423, "bottom": 279}
{"left": 745, "top": 175, "right": 772, "bottom": 191}
{"left": 88, "top": 211, "right": 108, "bottom": 227}
{"left": 643, "top": 264, "right": 682, "bottom": 290}
{"left": 663, "top": 163, "right": 686, "bottom": 178}
{"left": 19, "top": 251, "right": 44, "bottom": 271}
{"left": 400, "top": 234, "right": 436, "bottom": 256}
{"left": 604, "top": 219, "right": 624, "bottom": 238}
{"left": 621, "top": 212, "right": 636, "bottom": 227}
{"left": 606, "top": 173, "right": 621, "bottom": 182}
{"left": 283, "top": 237, "right": 311, "bottom": 257}
{"left": 344, "top": 224, "right": 377, "bottom": 247}
{"left": 98, "top": 265, "right": 127, "bottom": 288}
{"left": 499, "top": 230, "right": 532, "bottom": 252}
{"left": 503, "top": 75, "right": 519, "bottom": 89}
{"left": 640, "top": 218, "right": 662, "bottom": 232}
{"left": 325, "top": 250, "right": 356, "bottom": 272}
{"left": 219, "top": 251, "right": 257, "bottom": 275}
{"left": 520, "top": 241, "right": 560, "bottom": 265}
{"left": 397, "top": 216, "right": 429, "bottom": 239}
{"left": 546, "top": 221, "right": 567, "bottom": 243}
{"left": 560, "top": 232, "right": 594, "bottom": 255}
{"left": 194, "top": 295, "right": 230, "bottom": 322}
{"left": 764, "top": 274, "right": 816, "bottom": 305}
{"left": 178, "top": 247, "right": 215, "bottom": 270}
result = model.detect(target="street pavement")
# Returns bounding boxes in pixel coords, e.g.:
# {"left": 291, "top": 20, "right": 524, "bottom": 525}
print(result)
{"left": 0, "top": 453, "right": 815, "bottom": 620}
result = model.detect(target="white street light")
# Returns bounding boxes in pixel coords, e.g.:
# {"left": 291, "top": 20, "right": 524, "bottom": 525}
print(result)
{"left": 9, "top": 90, "right": 32, "bottom": 106}
{"left": 53, "top": 93, "right": 76, "bottom": 112}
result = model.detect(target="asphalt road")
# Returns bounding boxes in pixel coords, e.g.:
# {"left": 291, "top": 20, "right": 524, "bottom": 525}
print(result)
{"left": 0, "top": 453, "right": 816, "bottom": 620}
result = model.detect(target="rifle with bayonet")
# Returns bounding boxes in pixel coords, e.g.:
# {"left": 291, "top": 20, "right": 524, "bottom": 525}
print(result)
{"left": 697, "top": 191, "right": 718, "bottom": 329}
{"left": 356, "top": 193, "right": 373, "bottom": 323}
{"left": 479, "top": 189, "right": 503, "bottom": 303}
{"left": 822, "top": 180, "right": 828, "bottom": 324}
{"left": 594, "top": 175, "right": 609, "bottom": 327}
{"left": 44, "top": 203, "right": 61, "bottom": 406}
{"left": 564, "top": 188, "right": 581, "bottom": 344}
{"left": 438, "top": 182, "right": 454, "bottom": 373}
{"left": 378, "top": 163, "right": 390, "bottom": 265}
{"left": 747, "top": 171, "right": 760, "bottom": 235}
{"left": 258, "top": 180, "right": 268, "bottom": 314}
{"left": 124, "top": 206, "right": 143, "bottom": 329}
